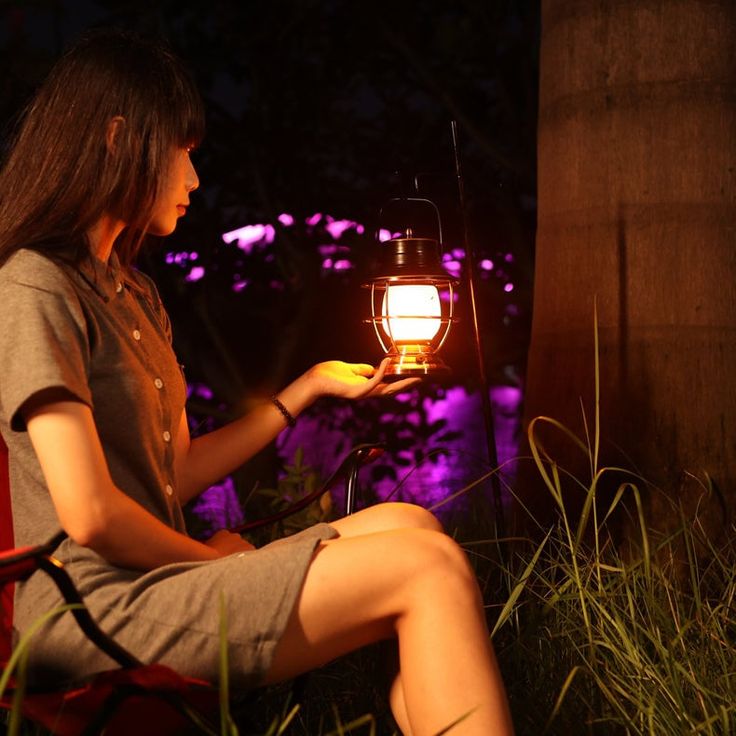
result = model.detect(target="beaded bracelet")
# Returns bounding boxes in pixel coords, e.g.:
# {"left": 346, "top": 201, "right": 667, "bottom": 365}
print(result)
{"left": 270, "top": 395, "right": 296, "bottom": 428}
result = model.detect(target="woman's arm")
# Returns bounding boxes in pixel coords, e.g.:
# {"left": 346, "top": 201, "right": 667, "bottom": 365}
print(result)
{"left": 174, "top": 359, "right": 416, "bottom": 505}
{"left": 25, "top": 399, "right": 252, "bottom": 569}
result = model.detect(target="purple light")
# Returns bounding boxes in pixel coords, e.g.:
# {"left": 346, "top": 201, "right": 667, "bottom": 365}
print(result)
{"left": 333, "top": 259, "right": 352, "bottom": 271}
{"left": 378, "top": 228, "right": 393, "bottom": 242}
{"left": 222, "top": 224, "right": 275, "bottom": 252}
{"left": 306, "top": 212, "right": 323, "bottom": 227}
{"left": 318, "top": 244, "right": 344, "bottom": 256}
{"left": 189, "top": 476, "right": 245, "bottom": 535}
{"left": 504, "top": 253, "right": 514, "bottom": 263}
{"left": 322, "top": 258, "right": 333, "bottom": 269}
{"left": 186, "top": 382, "right": 214, "bottom": 400}
{"left": 480, "top": 259, "right": 494, "bottom": 271}
{"left": 232, "top": 279, "right": 250, "bottom": 292}
{"left": 356, "top": 225, "right": 365, "bottom": 235}
{"left": 452, "top": 248, "right": 465, "bottom": 259}
{"left": 324, "top": 218, "right": 357, "bottom": 240}
{"left": 165, "top": 251, "right": 198, "bottom": 266}
{"left": 504, "top": 283, "right": 514, "bottom": 292}
{"left": 278, "top": 213, "right": 294, "bottom": 226}
{"left": 277, "top": 383, "right": 522, "bottom": 516}
{"left": 185, "top": 266, "right": 205, "bottom": 282}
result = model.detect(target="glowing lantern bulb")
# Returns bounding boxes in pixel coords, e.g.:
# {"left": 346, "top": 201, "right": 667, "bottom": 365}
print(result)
{"left": 381, "top": 284, "right": 442, "bottom": 342}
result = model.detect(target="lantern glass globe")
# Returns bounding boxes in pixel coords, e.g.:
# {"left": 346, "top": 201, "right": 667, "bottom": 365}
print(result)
{"left": 381, "top": 284, "right": 442, "bottom": 342}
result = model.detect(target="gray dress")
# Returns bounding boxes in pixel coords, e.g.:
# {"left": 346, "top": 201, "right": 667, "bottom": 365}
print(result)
{"left": 0, "top": 248, "right": 337, "bottom": 688}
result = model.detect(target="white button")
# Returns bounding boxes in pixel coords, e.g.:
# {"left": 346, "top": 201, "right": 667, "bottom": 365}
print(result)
{"left": 165, "top": 484, "right": 173, "bottom": 496}
{"left": 163, "top": 430, "right": 171, "bottom": 442}
{"left": 116, "top": 282, "right": 123, "bottom": 293}
{"left": 154, "top": 378, "right": 163, "bottom": 389}
{"left": 133, "top": 329, "right": 141, "bottom": 341}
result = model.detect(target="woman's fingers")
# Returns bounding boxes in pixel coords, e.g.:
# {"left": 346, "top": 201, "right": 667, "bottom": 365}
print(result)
{"left": 351, "top": 363, "right": 380, "bottom": 377}
{"left": 369, "top": 376, "right": 421, "bottom": 396}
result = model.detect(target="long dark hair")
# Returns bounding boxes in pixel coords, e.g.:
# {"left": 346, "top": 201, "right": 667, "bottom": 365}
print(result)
{"left": 0, "top": 29, "right": 204, "bottom": 267}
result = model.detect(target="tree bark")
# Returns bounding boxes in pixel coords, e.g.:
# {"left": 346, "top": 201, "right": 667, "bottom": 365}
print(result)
{"left": 522, "top": 0, "right": 736, "bottom": 530}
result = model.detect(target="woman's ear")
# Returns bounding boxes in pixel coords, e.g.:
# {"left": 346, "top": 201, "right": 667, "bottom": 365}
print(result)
{"left": 105, "top": 116, "right": 125, "bottom": 154}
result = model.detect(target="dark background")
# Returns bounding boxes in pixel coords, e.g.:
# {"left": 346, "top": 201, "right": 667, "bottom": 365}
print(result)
{"left": 1, "top": 0, "right": 539, "bottom": 393}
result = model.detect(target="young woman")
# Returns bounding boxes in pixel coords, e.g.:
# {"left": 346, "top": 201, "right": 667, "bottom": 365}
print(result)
{"left": 0, "top": 31, "right": 513, "bottom": 735}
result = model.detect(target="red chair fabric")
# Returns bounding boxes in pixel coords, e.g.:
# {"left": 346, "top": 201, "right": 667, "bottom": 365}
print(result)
{"left": 10, "top": 664, "right": 217, "bottom": 736}
{"left": 0, "top": 540, "right": 220, "bottom": 735}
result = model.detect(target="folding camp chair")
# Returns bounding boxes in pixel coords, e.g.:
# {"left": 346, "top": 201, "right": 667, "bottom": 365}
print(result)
{"left": 0, "top": 433, "right": 382, "bottom": 736}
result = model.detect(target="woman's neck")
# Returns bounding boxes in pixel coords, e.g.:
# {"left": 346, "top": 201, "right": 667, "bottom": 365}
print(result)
{"left": 87, "top": 215, "right": 125, "bottom": 263}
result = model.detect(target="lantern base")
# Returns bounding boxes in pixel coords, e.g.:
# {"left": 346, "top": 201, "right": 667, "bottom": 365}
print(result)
{"left": 383, "top": 345, "right": 451, "bottom": 380}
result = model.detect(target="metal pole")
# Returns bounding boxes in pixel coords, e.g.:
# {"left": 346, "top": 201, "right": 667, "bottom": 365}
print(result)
{"left": 450, "top": 120, "right": 506, "bottom": 539}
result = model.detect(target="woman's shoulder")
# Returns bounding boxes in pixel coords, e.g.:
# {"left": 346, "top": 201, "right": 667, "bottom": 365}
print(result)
{"left": 0, "top": 248, "right": 76, "bottom": 294}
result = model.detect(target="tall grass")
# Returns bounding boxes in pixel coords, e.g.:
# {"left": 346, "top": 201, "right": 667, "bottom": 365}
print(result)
{"left": 489, "top": 308, "right": 736, "bottom": 734}
{"left": 492, "top": 467, "right": 736, "bottom": 734}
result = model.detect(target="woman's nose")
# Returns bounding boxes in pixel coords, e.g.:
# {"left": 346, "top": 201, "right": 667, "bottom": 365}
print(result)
{"left": 186, "top": 158, "right": 199, "bottom": 192}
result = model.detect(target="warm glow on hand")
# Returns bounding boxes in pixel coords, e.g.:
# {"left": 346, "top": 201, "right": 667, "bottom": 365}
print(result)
{"left": 309, "top": 359, "right": 419, "bottom": 399}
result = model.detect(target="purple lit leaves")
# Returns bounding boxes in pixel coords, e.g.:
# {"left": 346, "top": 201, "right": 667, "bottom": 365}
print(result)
{"left": 276, "top": 385, "right": 522, "bottom": 515}
{"left": 170, "top": 212, "right": 518, "bottom": 296}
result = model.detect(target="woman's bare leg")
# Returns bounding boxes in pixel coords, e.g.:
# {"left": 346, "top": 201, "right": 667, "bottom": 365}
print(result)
{"left": 389, "top": 670, "right": 413, "bottom": 736}
{"left": 264, "top": 529, "right": 514, "bottom": 735}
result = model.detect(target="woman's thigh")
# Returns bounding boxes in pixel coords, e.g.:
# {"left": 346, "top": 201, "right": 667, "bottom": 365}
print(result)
{"left": 263, "top": 527, "right": 470, "bottom": 684}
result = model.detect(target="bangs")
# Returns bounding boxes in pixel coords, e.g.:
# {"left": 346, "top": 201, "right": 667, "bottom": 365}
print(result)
{"left": 173, "top": 101, "right": 205, "bottom": 150}
{"left": 161, "top": 52, "right": 206, "bottom": 150}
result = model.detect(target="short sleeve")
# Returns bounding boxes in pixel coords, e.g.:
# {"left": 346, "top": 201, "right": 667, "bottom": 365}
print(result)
{"left": 0, "top": 251, "right": 93, "bottom": 431}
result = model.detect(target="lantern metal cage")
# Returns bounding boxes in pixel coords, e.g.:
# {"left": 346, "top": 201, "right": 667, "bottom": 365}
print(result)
{"left": 363, "top": 199, "right": 458, "bottom": 378}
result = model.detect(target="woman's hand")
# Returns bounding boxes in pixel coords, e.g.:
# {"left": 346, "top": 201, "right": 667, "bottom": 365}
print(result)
{"left": 203, "top": 529, "right": 255, "bottom": 556}
{"left": 307, "top": 358, "right": 419, "bottom": 400}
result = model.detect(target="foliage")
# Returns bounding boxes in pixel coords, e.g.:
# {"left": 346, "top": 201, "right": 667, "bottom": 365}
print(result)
{"left": 246, "top": 447, "right": 335, "bottom": 545}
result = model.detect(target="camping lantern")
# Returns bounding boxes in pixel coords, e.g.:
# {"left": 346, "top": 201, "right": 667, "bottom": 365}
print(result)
{"left": 364, "top": 199, "right": 457, "bottom": 378}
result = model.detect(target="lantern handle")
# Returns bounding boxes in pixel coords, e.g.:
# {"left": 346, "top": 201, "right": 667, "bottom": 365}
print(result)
{"left": 377, "top": 197, "right": 444, "bottom": 251}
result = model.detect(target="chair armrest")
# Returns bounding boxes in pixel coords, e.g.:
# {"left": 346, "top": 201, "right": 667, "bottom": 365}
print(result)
{"left": 0, "top": 531, "right": 141, "bottom": 669}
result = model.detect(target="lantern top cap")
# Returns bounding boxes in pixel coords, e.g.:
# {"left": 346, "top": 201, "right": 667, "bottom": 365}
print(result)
{"left": 365, "top": 196, "right": 456, "bottom": 284}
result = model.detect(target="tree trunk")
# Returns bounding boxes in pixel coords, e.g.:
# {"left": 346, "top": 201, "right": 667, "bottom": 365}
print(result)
{"left": 522, "top": 0, "right": 736, "bottom": 530}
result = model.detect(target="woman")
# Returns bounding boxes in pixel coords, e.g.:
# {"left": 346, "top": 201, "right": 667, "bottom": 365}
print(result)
{"left": 0, "top": 30, "right": 513, "bottom": 735}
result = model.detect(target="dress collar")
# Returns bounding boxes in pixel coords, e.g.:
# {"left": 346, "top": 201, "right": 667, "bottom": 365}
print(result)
{"left": 75, "top": 249, "right": 146, "bottom": 302}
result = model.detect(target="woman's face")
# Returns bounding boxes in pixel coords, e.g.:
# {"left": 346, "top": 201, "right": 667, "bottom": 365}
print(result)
{"left": 148, "top": 147, "right": 199, "bottom": 236}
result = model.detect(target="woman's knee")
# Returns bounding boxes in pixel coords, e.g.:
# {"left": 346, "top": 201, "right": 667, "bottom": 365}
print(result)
{"left": 391, "top": 528, "right": 479, "bottom": 599}
{"left": 333, "top": 501, "right": 443, "bottom": 538}
{"left": 373, "top": 501, "right": 444, "bottom": 533}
